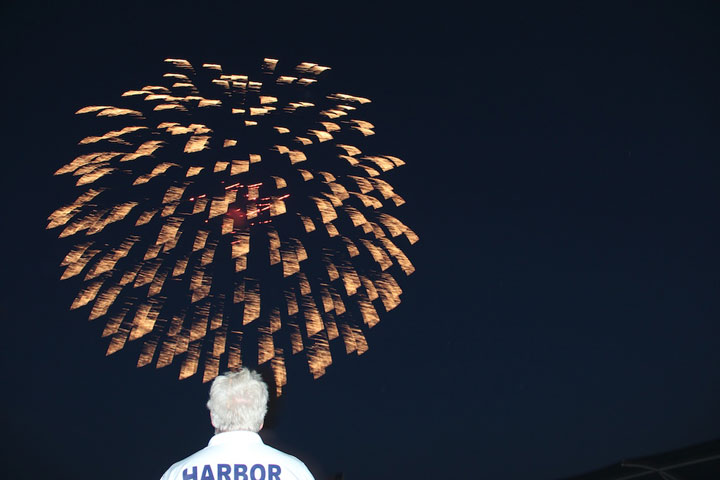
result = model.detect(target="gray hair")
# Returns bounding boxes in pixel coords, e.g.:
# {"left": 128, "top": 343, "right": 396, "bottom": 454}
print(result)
{"left": 206, "top": 369, "right": 269, "bottom": 433}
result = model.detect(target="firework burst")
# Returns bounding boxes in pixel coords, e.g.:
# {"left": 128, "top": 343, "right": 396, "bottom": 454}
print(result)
{"left": 48, "top": 57, "right": 417, "bottom": 394}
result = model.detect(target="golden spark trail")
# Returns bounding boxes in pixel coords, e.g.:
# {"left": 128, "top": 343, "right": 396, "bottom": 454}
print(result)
{"left": 49, "top": 57, "right": 417, "bottom": 395}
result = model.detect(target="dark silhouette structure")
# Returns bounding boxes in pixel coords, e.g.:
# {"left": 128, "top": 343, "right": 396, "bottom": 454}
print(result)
{"left": 565, "top": 439, "right": 720, "bottom": 480}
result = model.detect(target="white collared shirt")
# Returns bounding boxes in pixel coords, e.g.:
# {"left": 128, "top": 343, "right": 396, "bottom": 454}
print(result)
{"left": 160, "top": 431, "right": 314, "bottom": 480}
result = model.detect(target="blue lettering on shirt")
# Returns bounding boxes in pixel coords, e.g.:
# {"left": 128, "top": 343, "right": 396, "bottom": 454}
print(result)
{"left": 201, "top": 465, "right": 215, "bottom": 480}
{"left": 234, "top": 464, "right": 248, "bottom": 480}
{"left": 182, "top": 464, "right": 281, "bottom": 480}
{"left": 183, "top": 466, "right": 198, "bottom": 480}
{"left": 217, "top": 464, "right": 231, "bottom": 480}
{"left": 250, "top": 464, "right": 266, "bottom": 480}
{"left": 268, "top": 464, "right": 281, "bottom": 480}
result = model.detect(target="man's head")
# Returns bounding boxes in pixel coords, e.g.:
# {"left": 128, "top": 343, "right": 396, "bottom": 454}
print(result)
{"left": 206, "top": 369, "right": 269, "bottom": 433}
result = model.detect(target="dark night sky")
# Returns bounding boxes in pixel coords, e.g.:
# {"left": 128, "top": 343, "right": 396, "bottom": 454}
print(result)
{"left": 2, "top": 2, "right": 719, "bottom": 479}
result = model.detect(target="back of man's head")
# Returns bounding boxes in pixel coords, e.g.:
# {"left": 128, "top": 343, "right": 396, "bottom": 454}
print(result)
{"left": 206, "top": 369, "right": 269, "bottom": 433}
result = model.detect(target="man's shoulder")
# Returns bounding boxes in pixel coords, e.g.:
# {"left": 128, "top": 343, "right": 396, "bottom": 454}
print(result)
{"left": 159, "top": 446, "right": 214, "bottom": 480}
{"left": 256, "top": 442, "right": 305, "bottom": 461}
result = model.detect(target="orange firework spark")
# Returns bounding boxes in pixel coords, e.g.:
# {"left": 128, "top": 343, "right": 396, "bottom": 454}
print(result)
{"left": 49, "top": 57, "right": 417, "bottom": 395}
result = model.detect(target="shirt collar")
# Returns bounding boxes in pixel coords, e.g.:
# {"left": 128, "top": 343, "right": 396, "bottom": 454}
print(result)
{"left": 208, "top": 431, "right": 264, "bottom": 447}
